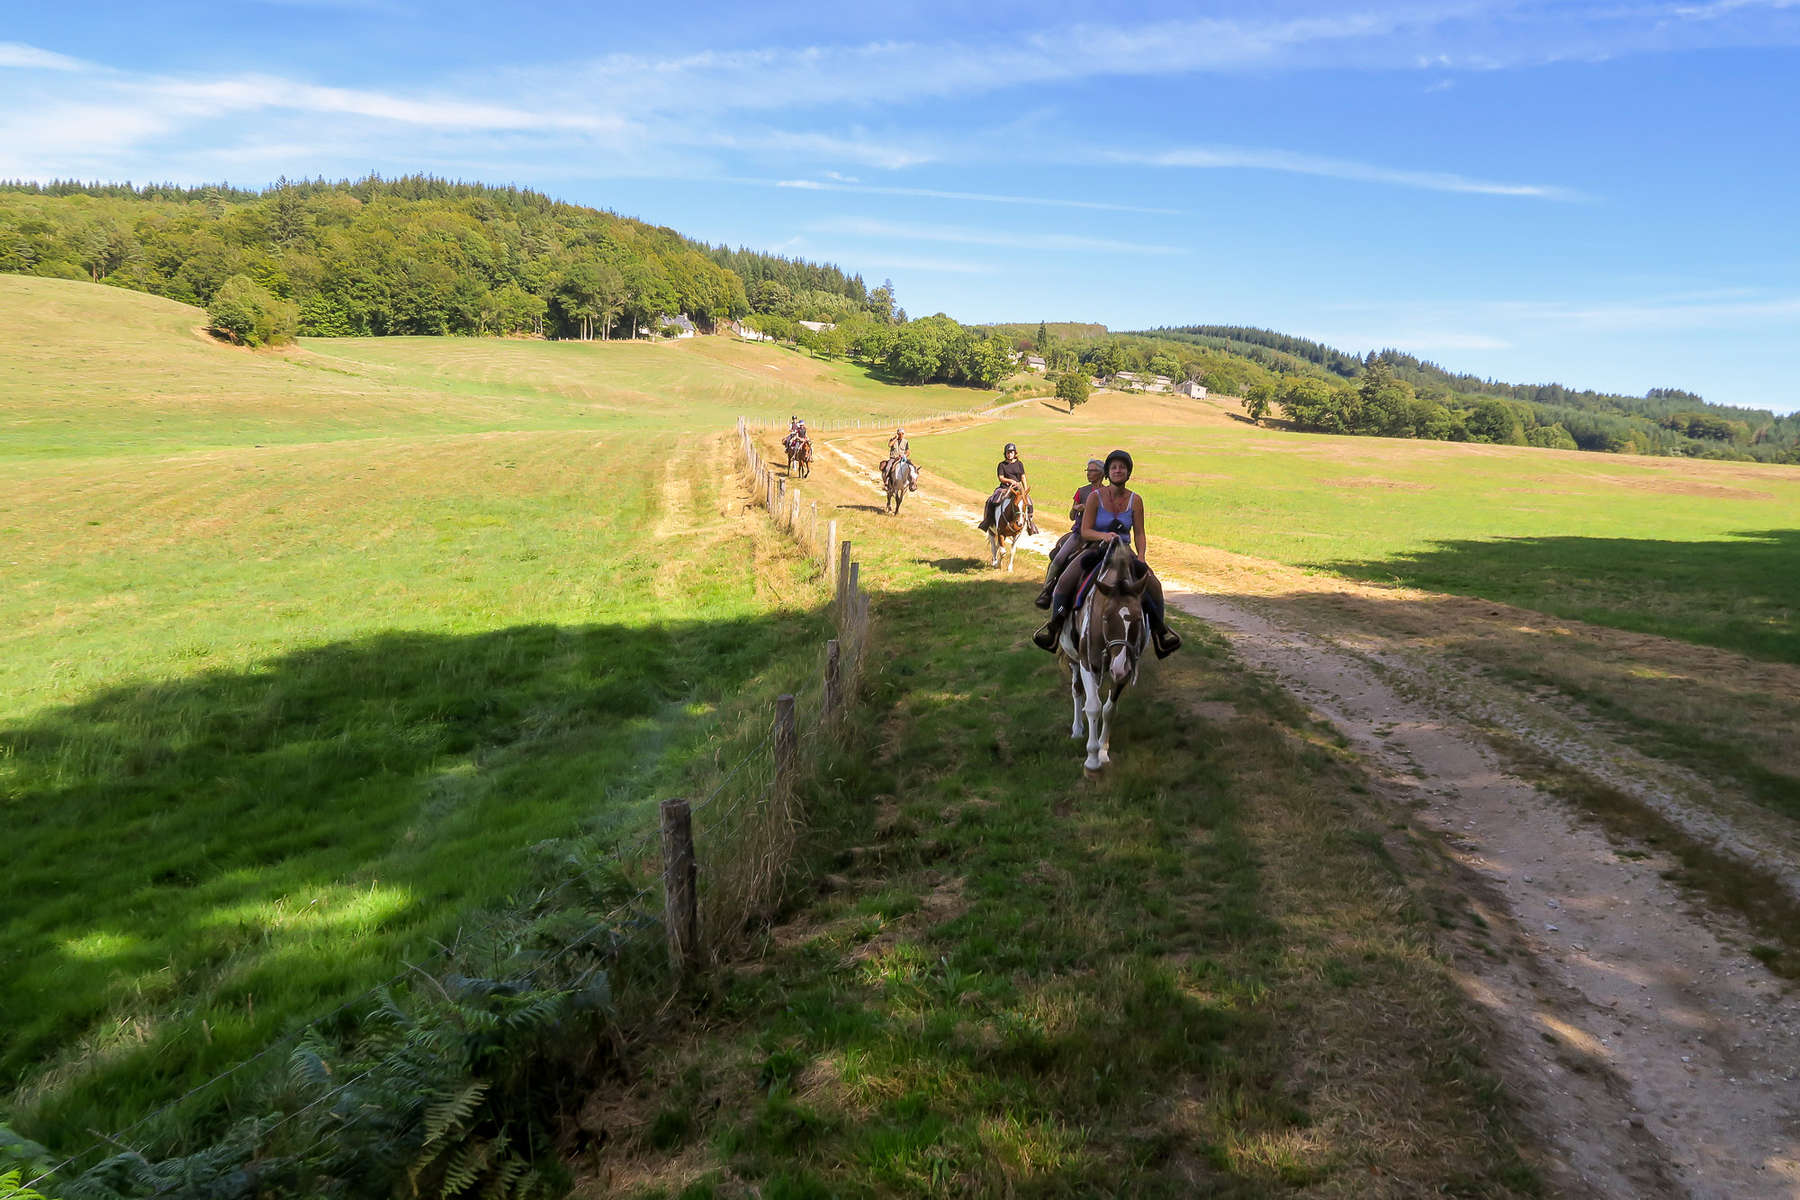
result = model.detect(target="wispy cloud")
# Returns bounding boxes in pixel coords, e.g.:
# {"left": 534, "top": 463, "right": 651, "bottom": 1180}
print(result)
{"left": 0, "top": 41, "right": 90, "bottom": 71}
{"left": 770, "top": 178, "right": 1181, "bottom": 215}
{"left": 819, "top": 216, "right": 1187, "bottom": 256}
{"left": 1122, "top": 145, "right": 1582, "bottom": 199}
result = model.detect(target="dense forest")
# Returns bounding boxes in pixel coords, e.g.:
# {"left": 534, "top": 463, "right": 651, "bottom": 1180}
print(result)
{"left": 0, "top": 176, "right": 884, "bottom": 342}
{"left": 1137, "top": 325, "right": 1800, "bottom": 464}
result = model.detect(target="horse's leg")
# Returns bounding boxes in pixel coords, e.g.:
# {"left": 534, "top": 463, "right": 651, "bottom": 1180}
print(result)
{"left": 1006, "top": 536, "right": 1016, "bottom": 573}
{"left": 1080, "top": 666, "right": 1106, "bottom": 770}
{"left": 1096, "top": 690, "right": 1116, "bottom": 768}
{"left": 989, "top": 529, "right": 1000, "bottom": 568}
{"left": 1067, "top": 659, "right": 1085, "bottom": 739}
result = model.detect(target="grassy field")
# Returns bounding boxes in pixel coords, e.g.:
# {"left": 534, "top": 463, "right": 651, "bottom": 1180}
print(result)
{"left": 578, "top": 443, "right": 1540, "bottom": 1197}
{"left": 916, "top": 394, "right": 1800, "bottom": 664}
{"left": 0, "top": 276, "right": 984, "bottom": 462}
{"left": 1, "top": 278, "right": 974, "bottom": 1149}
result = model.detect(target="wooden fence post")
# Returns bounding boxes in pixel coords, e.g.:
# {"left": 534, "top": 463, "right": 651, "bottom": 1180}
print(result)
{"left": 660, "top": 797, "right": 698, "bottom": 974}
{"left": 826, "top": 521, "right": 839, "bottom": 585}
{"left": 838, "top": 541, "right": 852, "bottom": 608}
{"left": 774, "top": 694, "right": 797, "bottom": 798}
{"left": 823, "top": 639, "right": 841, "bottom": 719}
{"left": 809, "top": 502, "right": 819, "bottom": 552}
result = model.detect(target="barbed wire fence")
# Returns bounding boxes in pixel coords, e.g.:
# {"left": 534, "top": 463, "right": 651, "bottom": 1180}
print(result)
{"left": 18, "top": 419, "right": 878, "bottom": 1200}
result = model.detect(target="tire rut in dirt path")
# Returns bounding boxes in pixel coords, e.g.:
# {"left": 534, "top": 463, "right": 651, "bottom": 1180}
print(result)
{"left": 1161, "top": 583, "right": 1800, "bottom": 1199}
{"left": 808, "top": 426, "right": 1800, "bottom": 1198}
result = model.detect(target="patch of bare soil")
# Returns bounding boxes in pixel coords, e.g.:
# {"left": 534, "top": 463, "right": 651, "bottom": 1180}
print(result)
{"left": 816, "top": 417, "right": 1800, "bottom": 1196}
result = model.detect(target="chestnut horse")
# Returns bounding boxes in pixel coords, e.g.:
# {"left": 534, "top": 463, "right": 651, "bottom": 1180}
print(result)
{"left": 987, "top": 483, "right": 1025, "bottom": 571}
{"left": 785, "top": 436, "right": 812, "bottom": 478}
{"left": 1057, "top": 538, "right": 1150, "bottom": 771}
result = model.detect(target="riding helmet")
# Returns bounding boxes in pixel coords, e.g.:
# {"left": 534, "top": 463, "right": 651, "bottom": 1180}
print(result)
{"left": 1104, "top": 449, "right": 1133, "bottom": 479}
{"left": 1004, "top": 442, "right": 1018, "bottom": 454}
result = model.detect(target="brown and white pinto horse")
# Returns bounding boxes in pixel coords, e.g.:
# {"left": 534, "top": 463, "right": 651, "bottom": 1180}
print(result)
{"left": 785, "top": 436, "right": 812, "bottom": 478}
{"left": 988, "top": 483, "right": 1025, "bottom": 570}
{"left": 1057, "top": 538, "right": 1150, "bottom": 771}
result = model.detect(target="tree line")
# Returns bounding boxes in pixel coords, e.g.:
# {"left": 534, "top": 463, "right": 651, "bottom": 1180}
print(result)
{"left": 0, "top": 176, "right": 877, "bottom": 344}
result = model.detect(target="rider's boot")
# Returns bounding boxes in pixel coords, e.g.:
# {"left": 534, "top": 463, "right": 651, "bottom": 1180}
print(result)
{"left": 1033, "top": 577, "right": 1056, "bottom": 610}
{"left": 1032, "top": 604, "right": 1069, "bottom": 652}
{"left": 1149, "top": 611, "right": 1182, "bottom": 659}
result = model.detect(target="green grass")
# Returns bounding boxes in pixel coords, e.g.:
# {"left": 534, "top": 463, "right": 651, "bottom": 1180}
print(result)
{"left": 592, "top": 519, "right": 1540, "bottom": 1196}
{"left": 1, "top": 276, "right": 1003, "bottom": 1149}
{"left": 917, "top": 395, "right": 1800, "bottom": 662}
{"left": 0, "top": 275, "right": 985, "bottom": 462}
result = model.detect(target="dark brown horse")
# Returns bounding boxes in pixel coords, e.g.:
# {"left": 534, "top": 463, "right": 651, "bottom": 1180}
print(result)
{"left": 1056, "top": 538, "right": 1150, "bottom": 770}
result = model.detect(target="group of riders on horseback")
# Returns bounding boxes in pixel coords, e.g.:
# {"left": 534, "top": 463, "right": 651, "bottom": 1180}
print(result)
{"left": 786, "top": 417, "right": 1180, "bottom": 661}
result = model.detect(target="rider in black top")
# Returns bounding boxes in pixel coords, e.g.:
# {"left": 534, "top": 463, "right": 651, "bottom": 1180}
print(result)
{"left": 977, "top": 443, "right": 1037, "bottom": 534}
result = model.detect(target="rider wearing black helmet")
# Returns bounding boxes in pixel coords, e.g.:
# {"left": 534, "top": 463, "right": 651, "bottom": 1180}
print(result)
{"left": 1032, "top": 448, "right": 1181, "bottom": 658}
{"left": 977, "top": 442, "right": 1037, "bottom": 534}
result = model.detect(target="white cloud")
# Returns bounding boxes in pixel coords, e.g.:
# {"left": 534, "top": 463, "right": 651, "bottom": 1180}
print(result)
{"left": 769, "top": 178, "right": 1181, "bottom": 215}
{"left": 820, "top": 216, "right": 1187, "bottom": 256}
{"left": 0, "top": 41, "right": 90, "bottom": 71}
{"left": 1123, "top": 145, "right": 1581, "bottom": 199}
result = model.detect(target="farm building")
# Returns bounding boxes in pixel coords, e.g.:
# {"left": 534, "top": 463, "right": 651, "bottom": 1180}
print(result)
{"left": 1024, "top": 355, "right": 1047, "bottom": 372}
{"left": 796, "top": 320, "right": 836, "bottom": 333}
{"left": 1176, "top": 380, "right": 1208, "bottom": 398}
{"left": 656, "top": 313, "right": 697, "bottom": 338}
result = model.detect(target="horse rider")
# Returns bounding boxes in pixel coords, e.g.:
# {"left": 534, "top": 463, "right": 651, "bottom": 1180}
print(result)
{"left": 1032, "top": 448, "right": 1182, "bottom": 658}
{"left": 881, "top": 425, "right": 915, "bottom": 491}
{"left": 1035, "top": 458, "right": 1105, "bottom": 608}
{"left": 976, "top": 442, "right": 1038, "bottom": 536}
{"left": 784, "top": 415, "right": 808, "bottom": 456}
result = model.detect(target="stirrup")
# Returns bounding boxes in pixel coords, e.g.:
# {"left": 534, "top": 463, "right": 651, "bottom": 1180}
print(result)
{"left": 1032, "top": 622, "right": 1058, "bottom": 651}
{"left": 1153, "top": 627, "right": 1182, "bottom": 659}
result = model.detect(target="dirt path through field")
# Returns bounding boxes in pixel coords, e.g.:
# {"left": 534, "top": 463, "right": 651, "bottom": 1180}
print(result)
{"left": 818, "top": 428, "right": 1800, "bottom": 1198}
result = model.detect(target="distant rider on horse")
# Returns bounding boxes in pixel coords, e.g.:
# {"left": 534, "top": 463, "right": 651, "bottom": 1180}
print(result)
{"left": 1035, "top": 458, "right": 1104, "bottom": 608}
{"left": 976, "top": 442, "right": 1038, "bottom": 536}
{"left": 1033, "top": 449, "right": 1181, "bottom": 658}
{"left": 880, "top": 425, "right": 915, "bottom": 492}
{"left": 783, "top": 415, "right": 808, "bottom": 457}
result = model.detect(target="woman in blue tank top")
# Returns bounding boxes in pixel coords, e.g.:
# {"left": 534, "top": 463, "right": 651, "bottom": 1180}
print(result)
{"left": 1033, "top": 448, "right": 1181, "bottom": 658}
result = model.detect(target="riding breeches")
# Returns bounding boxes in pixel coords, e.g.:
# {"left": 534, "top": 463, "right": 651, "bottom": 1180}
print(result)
{"left": 1051, "top": 543, "right": 1167, "bottom": 626}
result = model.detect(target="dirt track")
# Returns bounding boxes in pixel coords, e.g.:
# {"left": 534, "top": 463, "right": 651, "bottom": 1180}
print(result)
{"left": 820, "top": 423, "right": 1800, "bottom": 1199}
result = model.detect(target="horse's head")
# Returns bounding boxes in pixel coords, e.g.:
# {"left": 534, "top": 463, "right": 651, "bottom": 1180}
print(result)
{"left": 1087, "top": 545, "right": 1147, "bottom": 684}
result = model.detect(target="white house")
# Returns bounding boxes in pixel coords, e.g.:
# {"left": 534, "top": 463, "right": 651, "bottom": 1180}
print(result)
{"left": 657, "top": 313, "right": 697, "bottom": 338}
{"left": 1176, "top": 380, "right": 1208, "bottom": 399}
{"left": 796, "top": 320, "right": 837, "bottom": 333}
{"left": 1024, "top": 355, "right": 1047, "bottom": 373}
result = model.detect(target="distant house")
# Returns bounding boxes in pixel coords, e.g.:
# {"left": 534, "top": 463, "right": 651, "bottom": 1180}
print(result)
{"left": 796, "top": 320, "right": 836, "bottom": 333}
{"left": 1176, "top": 380, "right": 1208, "bottom": 399}
{"left": 657, "top": 313, "right": 697, "bottom": 339}
{"left": 722, "top": 318, "right": 768, "bottom": 341}
{"left": 1024, "top": 355, "right": 1047, "bottom": 373}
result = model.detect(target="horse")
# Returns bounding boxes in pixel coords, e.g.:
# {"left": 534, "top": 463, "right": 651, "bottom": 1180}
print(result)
{"left": 1057, "top": 538, "right": 1151, "bottom": 771}
{"left": 785, "top": 435, "right": 812, "bottom": 478}
{"left": 884, "top": 456, "right": 919, "bottom": 514}
{"left": 988, "top": 483, "right": 1025, "bottom": 571}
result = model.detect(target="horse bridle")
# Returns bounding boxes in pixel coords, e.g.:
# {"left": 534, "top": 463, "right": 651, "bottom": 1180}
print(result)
{"left": 1090, "top": 539, "right": 1143, "bottom": 663}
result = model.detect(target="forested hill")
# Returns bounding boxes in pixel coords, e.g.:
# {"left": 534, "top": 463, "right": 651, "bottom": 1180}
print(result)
{"left": 1143, "top": 324, "right": 1800, "bottom": 464}
{"left": 0, "top": 177, "right": 887, "bottom": 340}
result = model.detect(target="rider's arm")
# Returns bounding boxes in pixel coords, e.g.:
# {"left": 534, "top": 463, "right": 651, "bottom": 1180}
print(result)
{"left": 1132, "top": 494, "right": 1147, "bottom": 561}
{"left": 1079, "top": 492, "right": 1103, "bottom": 543}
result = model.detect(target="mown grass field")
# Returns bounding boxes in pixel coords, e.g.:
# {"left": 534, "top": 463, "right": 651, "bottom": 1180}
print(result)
{"left": 1, "top": 278, "right": 967, "bottom": 1149}
{"left": 0, "top": 276, "right": 983, "bottom": 462}
{"left": 918, "top": 394, "right": 1800, "bottom": 664}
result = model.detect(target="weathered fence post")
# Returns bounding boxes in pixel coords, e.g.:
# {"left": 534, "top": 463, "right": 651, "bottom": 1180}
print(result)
{"left": 774, "top": 694, "right": 797, "bottom": 798}
{"left": 838, "top": 540, "right": 852, "bottom": 609}
{"left": 809, "top": 502, "right": 819, "bottom": 552}
{"left": 846, "top": 561, "right": 860, "bottom": 632}
{"left": 823, "top": 639, "right": 841, "bottom": 719}
{"left": 826, "top": 521, "right": 839, "bottom": 586}
{"left": 660, "top": 797, "right": 698, "bottom": 975}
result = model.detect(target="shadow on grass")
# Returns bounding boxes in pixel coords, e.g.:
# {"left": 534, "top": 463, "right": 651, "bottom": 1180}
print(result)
{"left": 2, "top": 606, "right": 828, "bottom": 1147}
{"left": 1317, "top": 528, "right": 1800, "bottom": 665}
{"left": 833, "top": 502, "right": 886, "bottom": 514}
{"left": 917, "top": 556, "right": 988, "bottom": 575}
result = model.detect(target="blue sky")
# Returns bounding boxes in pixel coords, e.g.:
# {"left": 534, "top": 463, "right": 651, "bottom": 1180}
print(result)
{"left": 4, "top": 1, "right": 1798, "bottom": 412}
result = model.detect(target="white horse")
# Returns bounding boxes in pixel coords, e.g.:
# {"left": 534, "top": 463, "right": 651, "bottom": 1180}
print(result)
{"left": 884, "top": 457, "right": 919, "bottom": 514}
{"left": 1058, "top": 539, "right": 1150, "bottom": 771}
